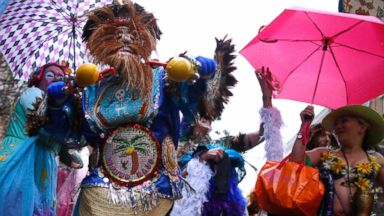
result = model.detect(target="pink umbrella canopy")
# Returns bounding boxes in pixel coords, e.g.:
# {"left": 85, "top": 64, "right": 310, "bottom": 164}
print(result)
{"left": 240, "top": 7, "right": 384, "bottom": 109}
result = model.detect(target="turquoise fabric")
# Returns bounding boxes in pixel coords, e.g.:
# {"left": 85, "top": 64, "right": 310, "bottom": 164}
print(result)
{"left": 0, "top": 87, "right": 59, "bottom": 215}
{"left": 1, "top": 87, "right": 43, "bottom": 161}
{"left": 178, "top": 143, "right": 245, "bottom": 180}
{"left": 0, "top": 136, "right": 58, "bottom": 215}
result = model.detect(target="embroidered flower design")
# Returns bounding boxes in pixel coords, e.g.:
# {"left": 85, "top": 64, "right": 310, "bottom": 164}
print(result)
{"left": 0, "top": 154, "right": 6, "bottom": 162}
{"left": 124, "top": 146, "right": 135, "bottom": 155}
{"left": 112, "top": 135, "right": 148, "bottom": 157}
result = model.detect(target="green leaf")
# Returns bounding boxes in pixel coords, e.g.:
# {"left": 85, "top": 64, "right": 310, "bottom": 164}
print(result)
{"left": 130, "top": 135, "right": 144, "bottom": 144}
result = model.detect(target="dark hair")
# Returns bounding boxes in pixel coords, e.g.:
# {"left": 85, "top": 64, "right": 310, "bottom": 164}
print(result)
{"left": 306, "top": 123, "right": 339, "bottom": 150}
{"left": 355, "top": 116, "right": 373, "bottom": 151}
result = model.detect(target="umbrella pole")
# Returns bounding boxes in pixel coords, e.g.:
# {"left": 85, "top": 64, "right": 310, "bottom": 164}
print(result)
{"left": 71, "top": 15, "right": 77, "bottom": 71}
{"left": 311, "top": 50, "right": 326, "bottom": 105}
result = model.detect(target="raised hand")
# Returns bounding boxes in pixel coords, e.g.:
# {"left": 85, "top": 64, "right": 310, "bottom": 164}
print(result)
{"left": 300, "top": 105, "right": 314, "bottom": 123}
{"left": 255, "top": 67, "right": 278, "bottom": 107}
{"left": 200, "top": 148, "right": 224, "bottom": 162}
{"left": 255, "top": 67, "right": 280, "bottom": 97}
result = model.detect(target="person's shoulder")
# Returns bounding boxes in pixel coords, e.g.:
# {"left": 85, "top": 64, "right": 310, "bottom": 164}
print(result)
{"left": 372, "top": 151, "right": 384, "bottom": 164}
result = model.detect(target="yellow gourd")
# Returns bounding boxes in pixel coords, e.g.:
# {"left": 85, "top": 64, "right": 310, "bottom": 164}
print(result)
{"left": 165, "top": 57, "right": 196, "bottom": 82}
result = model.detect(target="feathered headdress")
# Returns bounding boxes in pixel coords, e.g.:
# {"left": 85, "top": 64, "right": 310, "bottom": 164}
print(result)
{"left": 198, "top": 36, "right": 238, "bottom": 121}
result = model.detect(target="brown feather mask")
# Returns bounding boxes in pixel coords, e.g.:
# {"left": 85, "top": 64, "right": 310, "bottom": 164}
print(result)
{"left": 83, "top": 1, "right": 162, "bottom": 96}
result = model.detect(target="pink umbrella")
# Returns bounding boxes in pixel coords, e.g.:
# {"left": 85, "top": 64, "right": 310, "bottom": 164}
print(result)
{"left": 240, "top": 7, "right": 384, "bottom": 109}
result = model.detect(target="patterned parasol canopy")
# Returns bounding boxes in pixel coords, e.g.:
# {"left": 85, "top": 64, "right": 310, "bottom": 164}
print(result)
{"left": 0, "top": 0, "right": 112, "bottom": 81}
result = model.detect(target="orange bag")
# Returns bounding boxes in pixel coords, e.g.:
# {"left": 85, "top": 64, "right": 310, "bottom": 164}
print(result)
{"left": 254, "top": 156, "right": 325, "bottom": 216}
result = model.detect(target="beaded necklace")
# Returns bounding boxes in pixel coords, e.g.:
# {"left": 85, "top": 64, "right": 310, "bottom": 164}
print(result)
{"left": 341, "top": 149, "right": 354, "bottom": 204}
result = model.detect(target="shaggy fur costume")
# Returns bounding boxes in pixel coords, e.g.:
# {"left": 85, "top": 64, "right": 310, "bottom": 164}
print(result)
{"left": 82, "top": 1, "right": 161, "bottom": 97}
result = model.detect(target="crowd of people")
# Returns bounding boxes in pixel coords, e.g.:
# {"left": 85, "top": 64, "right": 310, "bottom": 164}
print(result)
{"left": 0, "top": 0, "right": 383, "bottom": 216}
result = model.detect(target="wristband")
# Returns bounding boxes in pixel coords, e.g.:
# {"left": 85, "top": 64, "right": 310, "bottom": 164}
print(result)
{"left": 297, "top": 132, "right": 303, "bottom": 139}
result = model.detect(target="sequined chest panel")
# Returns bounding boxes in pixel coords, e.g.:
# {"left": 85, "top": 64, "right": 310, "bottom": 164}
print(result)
{"left": 83, "top": 68, "right": 162, "bottom": 131}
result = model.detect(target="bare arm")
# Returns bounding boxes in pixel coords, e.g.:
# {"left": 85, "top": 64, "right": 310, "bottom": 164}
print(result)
{"left": 229, "top": 67, "right": 278, "bottom": 152}
{"left": 290, "top": 106, "right": 314, "bottom": 163}
{"left": 290, "top": 126, "right": 326, "bottom": 166}
{"left": 290, "top": 123, "right": 310, "bottom": 163}
{"left": 235, "top": 67, "right": 273, "bottom": 152}
{"left": 241, "top": 123, "right": 264, "bottom": 151}
{"left": 290, "top": 106, "right": 328, "bottom": 166}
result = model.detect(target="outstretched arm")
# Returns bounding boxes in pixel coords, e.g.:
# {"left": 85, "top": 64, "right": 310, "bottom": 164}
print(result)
{"left": 229, "top": 67, "right": 279, "bottom": 153}
{"left": 229, "top": 123, "right": 264, "bottom": 153}
{"left": 290, "top": 106, "right": 313, "bottom": 163}
{"left": 255, "top": 67, "right": 274, "bottom": 108}
{"left": 290, "top": 105, "right": 326, "bottom": 166}
{"left": 290, "top": 106, "right": 328, "bottom": 166}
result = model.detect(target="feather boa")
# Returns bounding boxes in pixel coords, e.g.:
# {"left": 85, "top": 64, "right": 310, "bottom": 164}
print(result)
{"left": 202, "top": 169, "right": 247, "bottom": 216}
{"left": 260, "top": 107, "right": 283, "bottom": 161}
{"left": 170, "top": 158, "right": 213, "bottom": 216}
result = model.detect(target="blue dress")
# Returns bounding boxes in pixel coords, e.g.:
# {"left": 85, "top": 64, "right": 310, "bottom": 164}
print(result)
{"left": 0, "top": 87, "right": 60, "bottom": 216}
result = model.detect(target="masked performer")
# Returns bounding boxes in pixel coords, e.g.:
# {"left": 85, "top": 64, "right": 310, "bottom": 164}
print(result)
{"left": 0, "top": 62, "right": 86, "bottom": 215}
{"left": 171, "top": 61, "right": 283, "bottom": 215}
{"left": 73, "top": 1, "right": 218, "bottom": 215}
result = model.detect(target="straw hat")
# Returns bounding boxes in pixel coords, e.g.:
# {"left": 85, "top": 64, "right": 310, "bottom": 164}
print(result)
{"left": 322, "top": 105, "right": 384, "bottom": 145}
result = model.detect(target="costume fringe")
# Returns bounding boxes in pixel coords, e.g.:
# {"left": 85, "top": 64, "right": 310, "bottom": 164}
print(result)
{"left": 106, "top": 181, "right": 159, "bottom": 212}
{"left": 199, "top": 36, "right": 237, "bottom": 121}
{"left": 260, "top": 107, "right": 283, "bottom": 161}
{"left": 170, "top": 158, "right": 213, "bottom": 216}
{"left": 25, "top": 95, "right": 48, "bottom": 136}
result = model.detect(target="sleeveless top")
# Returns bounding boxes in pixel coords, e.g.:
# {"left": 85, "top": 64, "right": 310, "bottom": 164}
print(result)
{"left": 319, "top": 150, "right": 381, "bottom": 192}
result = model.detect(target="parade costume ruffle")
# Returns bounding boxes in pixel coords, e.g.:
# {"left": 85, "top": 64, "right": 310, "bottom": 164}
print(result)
{"left": 0, "top": 87, "right": 59, "bottom": 216}
{"left": 0, "top": 135, "right": 59, "bottom": 216}
{"left": 173, "top": 144, "right": 247, "bottom": 216}
{"left": 202, "top": 168, "right": 247, "bottom": 216}
{"left": 170, "top": 158, "right": 213, "bottom": 216}
{"left": 260, "top": 106, "right": 283, "bottom": 161}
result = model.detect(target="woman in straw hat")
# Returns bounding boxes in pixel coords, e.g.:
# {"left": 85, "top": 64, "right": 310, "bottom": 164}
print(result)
{"left": 291, "top": 105, "right": 384, "bottom": 216}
